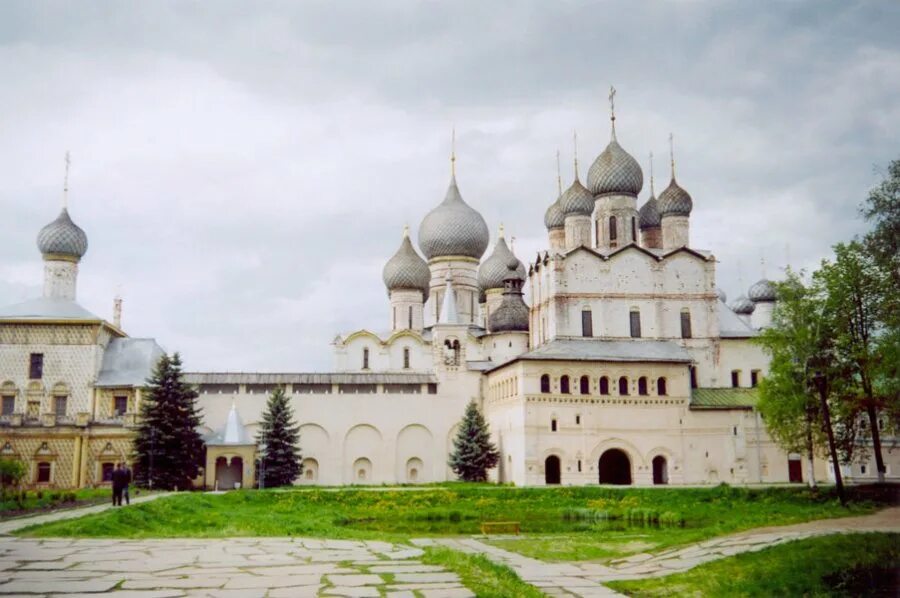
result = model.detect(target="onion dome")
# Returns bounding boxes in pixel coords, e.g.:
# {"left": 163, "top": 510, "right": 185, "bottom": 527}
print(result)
{"left": 560, "top": 178, "right": 594, "bottom": 217}
{"left": 587, "top": 139, "right": 643, "bottom": 197}
{"left": 638, "top": 196, "right": 661, "bottom": 229}
{"left": 478, "top": 227, "right": 526, "bottom": 291}
{"left": 748, "top": 279, "right": 777, "bottom": 302}
{"left": 657, "top": 179, "right": 693, "bottom": 217}
{"left": 731, "top": 295, "right": 755, "bottom": 314}
{"left": 418, "top": 175, "right": 490, "bottom": 260}
{"left": 715, "top": 287, "right": 727, "bottom": 303}
{"left": 488, "top": 258, "right": 529, "bottom": 333}
{"left": 383, "top": 226, "right": 431, "bottom": 300}
{"left": 544, "top": 199, "right": 565, "bottom": 230}
{"left": 37, "top": 208, "right": 88, "bottom": 260}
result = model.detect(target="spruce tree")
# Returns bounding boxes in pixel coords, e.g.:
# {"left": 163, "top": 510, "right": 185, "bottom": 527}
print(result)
{"left": 133, "top": 353, "right": 204, "bottom": 490}
{"left": 448, "top": 401, "right": 499, "bottom": 482}
{"left": 256, "top": 386, "right": 302, "bottom": 487}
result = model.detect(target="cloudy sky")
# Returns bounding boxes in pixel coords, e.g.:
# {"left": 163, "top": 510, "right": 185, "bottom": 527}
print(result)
{"left": 1, "top": 1, "right": 897, "bottom": 371}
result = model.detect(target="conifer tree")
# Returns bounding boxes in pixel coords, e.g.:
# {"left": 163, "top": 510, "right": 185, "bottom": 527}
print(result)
{"left": 448, "top": 401, "right": 499, "bottom": 482}
{"left": 256, "top": 386, "right": 302, "bottom": 487}
{"left": 133, "top": 353, "right": 204, "bottom": 490}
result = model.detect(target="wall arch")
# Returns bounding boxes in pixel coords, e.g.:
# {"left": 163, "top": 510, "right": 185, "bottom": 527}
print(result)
{"left": 396, "top": 424, "right": 433, "bottom": 483}
{"left": 344, "top": 424, "right": 382, "bottom": 484}
{"left": 301, "top": 458, "right": 319, "bottom": 484}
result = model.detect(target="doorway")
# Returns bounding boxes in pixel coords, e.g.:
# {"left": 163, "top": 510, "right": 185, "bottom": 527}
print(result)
{"left": 598, "top": 449, "right": 632, "bottom": 485}
{"left": 544, "top": 455, "right": 561, "bottom": 485}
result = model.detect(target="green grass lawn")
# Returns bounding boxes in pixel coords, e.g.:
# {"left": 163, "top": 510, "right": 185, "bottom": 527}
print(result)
{"left": 421, "top": 546, "right": 545, "bottom": 598}
{"left": 608, "top": 533, "right": 900, "bottom": 597}
{"left": 17, "top": 484, "right": 893, "bottom": 565}
{"left": 1, "top": 487, "right": 114, "bottom": 518}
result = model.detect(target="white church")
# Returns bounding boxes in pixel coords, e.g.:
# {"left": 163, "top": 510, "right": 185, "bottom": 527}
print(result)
{"left": 2, "top": 101, "right": 895, "bottom": 490}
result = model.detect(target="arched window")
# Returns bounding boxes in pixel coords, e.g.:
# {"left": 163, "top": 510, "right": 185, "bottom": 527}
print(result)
{"left": 392, "top": 307, "right": 396, "bottom": 329}
{"left": 631, "top": 217, "right": 637, "bottom": 242}
{"left": 362, "top": 347, "right": 369, "bottom": 370}
{"left": 680, "top": 309, "right": 692, "bottom": 339}
{"left": 618, "top": 376, "right": 629, "bottom": 396}
{"left": 690, "top": 366, "right": 698, "bottom": 389}
{"left": 629, "top": 308, "right": 642, "bottom": 338}
{"left": 560, "top": 375, "right": 570, "bottom": 394}
{"left": 403, "top": 347, "right": 410, "bottom": 369}
{"left": 581, "top": 309, "right": 593, "bottom": 337}
{"left": 657, "top": 377, "right": 667, "bottom": 396}
{"left": 540, "top": 374, "right": 550, "bottom": 393}
{"left": 599, "top": 376, "right": 610, "bottom": 395}
{"left": 638, "top": 377, "right": 648, "bottom": 396}
{"left": 408, "top": 305, "right": 413, "bottom": 329}
{"left": 579, "top": 375, "right": 590, "bottom": 395}
{"left": 609, "top": 216, "right": 617, "bottom": 241}
{"left": 36, "top": 461, "right": 51, "bottom": 483}
{"left": 595, "top": 220, "right": 601, "bottom": 246}
{"left": 551, "top": 418, "right": 557, "bottom": 432}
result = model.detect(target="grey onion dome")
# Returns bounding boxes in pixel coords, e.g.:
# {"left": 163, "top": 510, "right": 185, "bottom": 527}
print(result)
{"left": 731, "top": 294, "right": 755, "bottom": 314}
{"left": 418, "top": 175, "right": 490, "bottom": 260}
{"left": 587, "top": 139, "right": 644, "bottom": 197}
{"left": 559, "top": 178, "right": 595, "bottom": 216}
{"left": 544, "top": 199, "right": 565, "bottom": 229}
{"left": 715, "top": 287, "right": 727, "bottom": 303}
{"left": 478, "top": 234, "right": 526, "bottom": 291}
{"left": 748, "top": 279, "right": 777, "bottom": 302}
{"left": 383, "top": 228, "right": 431, "bottom": 300}
{"left": 488, "top": 259, "right": 530, "bottom": 333}
{"left": 37, "top": 208, "right": 88, "bottom": 260}
{"left": 638, "top": 196, "right": 661, "bottom": 229}
{"left": 657, "top": 179, "right": 693, "bottom": 217}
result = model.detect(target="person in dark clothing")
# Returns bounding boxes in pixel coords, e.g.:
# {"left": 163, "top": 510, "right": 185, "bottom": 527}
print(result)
{"left": 122, "top": 464, "right": 132, "bottom": 505}
{"left": 111, "top": 463, "right": 123, "bottom": 506}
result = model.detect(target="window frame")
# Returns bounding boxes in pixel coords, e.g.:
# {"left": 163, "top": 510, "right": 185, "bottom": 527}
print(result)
{"left": 581, "top": 309, "right": 593, "bottom": 337}
{"left": 29, "top": 353, "right": 44, "bottom": 380}
{"left": 680, "top": 310, "right": 692, "bottom": 339}
{"left": 629, "top": 309, "right": 642, "bottom": 338}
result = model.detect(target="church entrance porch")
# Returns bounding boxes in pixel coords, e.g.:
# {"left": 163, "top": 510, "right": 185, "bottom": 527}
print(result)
{"left": 652, "top": 456, "right": 668, "bottom": 485}
{"left": 544, "top": 455, "right": 561, "bottom": 485}
{"left": 598, "top": 449, "right": 631, "bottom": 485}
{"left": 214, "top": 456, "right": 243, "bottom": 490}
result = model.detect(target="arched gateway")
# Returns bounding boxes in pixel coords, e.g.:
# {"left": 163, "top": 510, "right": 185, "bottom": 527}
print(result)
{"left": 544, "top": 455, "right": 561, "bottom": 485}
{"left": 598, "top": 449, "right": 631, "bottom": 485}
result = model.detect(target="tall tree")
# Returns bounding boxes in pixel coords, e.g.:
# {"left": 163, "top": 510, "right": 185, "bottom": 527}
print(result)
{"left": 816, "top": 241, "right": 892, "bottom": 482}
{"left": 449, "top": 401, "right": 500, "bottom": 482}
{"left": 755, "top": 271, "right": 826, "bottom": 487}
{"left": 861, "top": 158, "right": 900, "bottom": 291}
{"left": 256, "top": 386, "right": 302, "bottom": 488}
{"left": 133, "top": 353, "right": 204, "bottom": 490}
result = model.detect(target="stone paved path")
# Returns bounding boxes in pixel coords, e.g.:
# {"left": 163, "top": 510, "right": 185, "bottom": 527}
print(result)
{"left": 0, "top": 537, "right": 474, "bottom": 597}
{"left": 416, "top": 506, "right": 900, "bottom": 597}
{"left": 0, "top": 493, "right": 170, "bottom": 536}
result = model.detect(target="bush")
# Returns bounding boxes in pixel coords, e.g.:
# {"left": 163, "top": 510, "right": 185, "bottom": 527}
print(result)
{"left": 0, "top": 457, "right": 27, "bottom": 487}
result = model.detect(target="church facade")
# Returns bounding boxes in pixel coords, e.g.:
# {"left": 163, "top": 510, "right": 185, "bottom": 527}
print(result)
{"left": 2, "top": 109, "right": 896, "bottom": 489}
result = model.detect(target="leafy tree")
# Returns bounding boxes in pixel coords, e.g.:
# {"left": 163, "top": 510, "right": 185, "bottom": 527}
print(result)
{"left": 816, "top": 241, "right": 893, "bottom": 482}
{"left": 449, "top": 401, "right": 500, "bottom": 482}
{"left": 755, "top": 271, "right": 827, "bottom": 487}
{"left": 133, "top": 353, "right": 205, "bottom": 490}
{"left": 256, "top": 386, "right": 302, "bottom": 488}
{"left": 0, "top": 458, "right": 26, "bottom": 488}
{"left": 861, "top": 158, "right": 900, "bottom": 292}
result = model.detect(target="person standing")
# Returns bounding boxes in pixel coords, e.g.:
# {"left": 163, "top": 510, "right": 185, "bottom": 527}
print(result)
{"left": 111, "top": 463, "right": 123, "bottom": 507}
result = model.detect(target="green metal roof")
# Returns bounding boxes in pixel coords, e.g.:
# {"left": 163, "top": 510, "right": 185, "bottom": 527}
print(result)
{"left": 691, "top": 387, "right": 759, "bottom": 409}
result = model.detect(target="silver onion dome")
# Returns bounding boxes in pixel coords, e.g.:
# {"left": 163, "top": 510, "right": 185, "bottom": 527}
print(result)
{"left": 715, "top": 287, "right": 727, "bottom": 303}
{"left": 478, "top": 230, "right": 526, "bottom": 291}
{"left": 748, "top": 279, "right": 777, "bottom": 302}
{"left": 418, "top": 175, "right": 490, "bottom": 260}
{"left": 37, "top": 208, "right": 88, "bottom": 260}
{"left": 559, "top": 178, "right": 594, "bottom": 217}
{"left": 638, "top": 196, "right": 661, "bottom": 229}
{"left": 731, "top": 295, "right": 755, "bottom": 314}
{"left": 658, "top": 179, "right": 693, "bottom": 217}
{"left": 488, "top": 258, "right": 529, "bottom": 333}
{"left": 383, "top": 227, "right": 431, "bottom": 300}
{"left": 544, "top": 199, "right": 565, "bottom": 230}
{"left": 587, "top": 140, "right": 644, "bottom": 197}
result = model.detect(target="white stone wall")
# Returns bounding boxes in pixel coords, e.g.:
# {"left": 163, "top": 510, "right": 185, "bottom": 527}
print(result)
{"left": 564, "top": 215, "right": 591, "bottom": 251}
{"left": 425, "top": 258, "right": 479, "bottom": 326}
{"left": 661, "top": 215, "right": 690, "bottom": 249}
{"left": 593, "top": 194, "right": 638, "bottom": 249}
{"left": 333, "top": 331, "right": 431, "bottom": 372}
{"left": 43, "top": 259, "right": 79, "bottom": 300}
{"left": 388, "top": 290, "right": 425, "bottom": 332}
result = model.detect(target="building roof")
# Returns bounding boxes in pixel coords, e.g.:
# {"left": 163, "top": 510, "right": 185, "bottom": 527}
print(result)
{"left": 718, "top": 300, "right": 758, "bottom": 338}
{"left": 0, "top": 297, "right": 102, "bottom": 321}
{"left": 95, "top": 338, "right": 166, "bottom": 387}
{"left": 488, "top": 338, "right": 692, "bottom": 371}
{"left": 418, "top": 174, "right": 490, "bottom": 260}
{"left": 690, "top": 387, "right": 758, "bottom": 409}
{"left": 205, "top": 402, "right": 255, "bottom": 446}
{"left": 184, "top": 372, "right": 438, "bottom": 385}
{"left": 37, "top": 208, "right": 89, "bottom": 260}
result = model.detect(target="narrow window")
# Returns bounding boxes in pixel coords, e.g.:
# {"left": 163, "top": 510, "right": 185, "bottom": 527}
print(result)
{"left": 861, "top": 464, "right": 867, "bottom": 474}
{"left": 731, "top": 370, "right": 740, "bottom": 388}
{"left": 363, "top": 347, "right": 369, "bottom": 370}
{"left": 680, "top": 310, "right": 692, "bottom": 339}
{"left": 609, "top": 216, "right": 617, "bottom": 241}
{"left": 581, "top": 310, "right": 593, "bottom": 337}
{"left": 595, "top": 220, "right": 601, "bottom": 246}
{"left": 631, "top": 217, "right": 637, "bottom": 242}
{"left": 577, "top": 459, "right": 582, "bottom": 472}
{"left": 560, "top": 376, "right": 570, "bottom": 394}
{"left": 29, "top": 353, "right": 43, "bottom": 379}
{"left": 750, "top": 370, "right": 760, "bottom": 387}
{"left": 619, "top": 376, "right": 629, "bottom": 396}
{"left": 575, "top": 414, "right": 581, "bottom": 425}
{"left": 1, "top": 396, "right": 14, "bottom": 416}
{"left": 54, "top": 396, "right": 67, "bottom": 416}
{"left": 733, "top": 426, "right": 738, "bottom": 436}
{"left": 551, "top": 419, "right": 558, "bottom": 432}
{"left": 630, "top": 309, "right": 642, "bottom": 338}
{"left": 102, "top": 463, "right": 115, "bottom": 482}
{"left": 638, "top": 377, "right": 648, "bottom": 396}
{"left": 408, "top": 306, "right": 413, "bottom": 329}
{"left": 657, "top": 377, "right": 667, "bottom": 396}
{"left": 540, "top": 374, "right": 550, "bottom": 393}
{"left": 392, "top": 306, "right": 396, "bottom": 329}
{"left": 36, "top": 462, "right": 51, "bottom": 483}
{"left": 403, "top": 347, "right": 410, "bottom": 370}
{"left": 579, "top": 375, "right": 590, "bottom": 395}
{"left": 427, "top": 383, "right": 438, "bottom": 394}
{"left": 114, "top": 396, "right": 128, "bottom": 416}
{"left": 690, "top": 366, "right": 698, "bottom": 389}
{"left": 599, "top": 376, "right": 609, "bottom": 395}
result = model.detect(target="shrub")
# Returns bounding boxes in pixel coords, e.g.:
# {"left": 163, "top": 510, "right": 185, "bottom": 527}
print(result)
{"left": 0, "top": 458, "right": 27, "bottom": 487}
